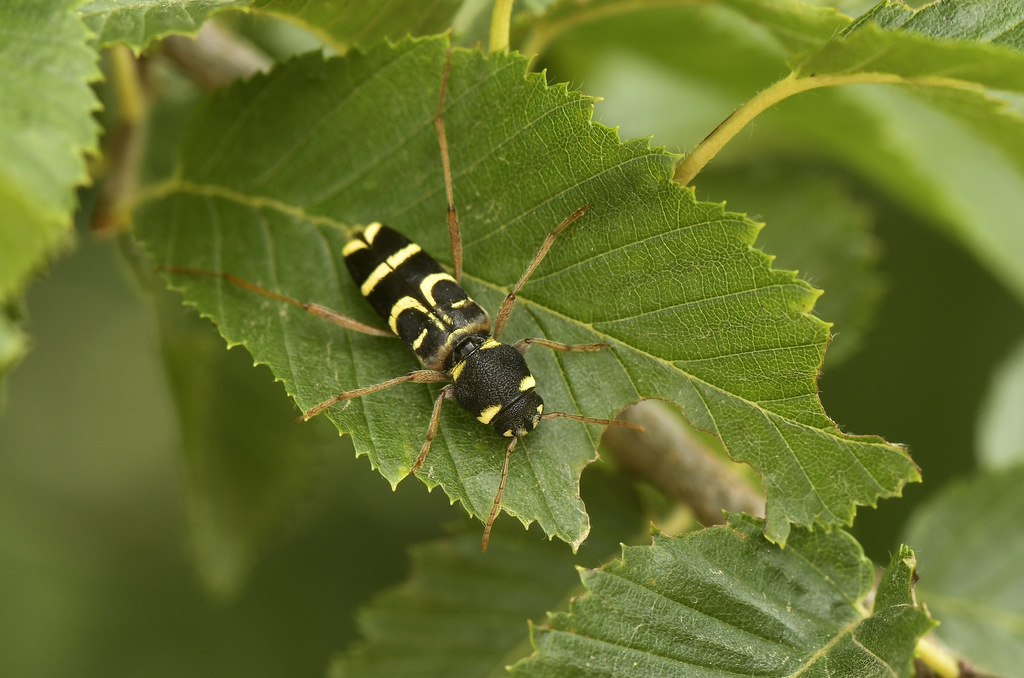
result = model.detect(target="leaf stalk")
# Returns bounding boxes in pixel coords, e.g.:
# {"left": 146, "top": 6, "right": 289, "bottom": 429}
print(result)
{"left": 110, "top": 45, "right": 146, "bottom": 124}
{"left": 675, "top": 71, "right": 985, "bottom": 185}
{"left": 915, "top": 633, "right": 961, "bottom": 678}
{"left": 489, "top": 0, "right": 515, "bottom": 53}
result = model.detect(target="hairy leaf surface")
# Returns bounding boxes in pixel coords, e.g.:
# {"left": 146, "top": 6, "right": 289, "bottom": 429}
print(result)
{"left": 134, "top": 37, "right": 918, "bottom": 548}
{"left": 696, "top": 166, "right": 882, "bottom": 364}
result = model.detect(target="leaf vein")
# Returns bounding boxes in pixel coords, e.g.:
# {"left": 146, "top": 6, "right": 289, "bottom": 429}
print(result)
{"left": 596, "top": 280, "right": 812, "bottom": 326}
{"left": 253, "top": 42, "right": 430, "bottom": 192}
{"left": 765, "top": 410, "right": 892, "bottom": 499}
{"left": 760, "top": 409, "right": 843, "bottom": 524}
{"left": 676, "top": 340, "right": 823, "bottom": 367}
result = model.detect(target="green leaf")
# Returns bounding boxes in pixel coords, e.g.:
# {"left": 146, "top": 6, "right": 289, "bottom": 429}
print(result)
{"left": 794, "top": 0, "right": 1024, "bottom": 90}
{"left": 765, "top": 83, "right": 1024, "bottom": 301}
{"left": 1, "top": 0, "right": 99, "bottom": 391}
{"left": 695, "top": 165, "right": 882, "bottom": 364}
{"left": 785, "top": 0, "right": 1024, "bottom": 299}
{"left": 0, "top": 0, "right": 99, "bottom": 300}
{"left": 977, "top": 338, "right": 1024, "bottom": 471}
{"left": 250, "top": 0, "right": 463, "bottom": 51}
{"left": 902, "top": 467, "right": 1024, "bottom": 676}
{"left": 330, "top": 468, "right": 646, "bottom": 678}
{"left": 782, "top": 1, "right": 1024, "bottom": 303}
{"left": 79, "top": 0, "right": 251, "bottom": 50}
{"left": 154, "top": 281, "right": 327, "bottom": 597}
{"left": 80, "top": 0, "right": 461, "bottom": 52}
{"left": 514, "top": 514, "right": 935, "bottom": 678}
{"left": 133, "top": 37, "right": 918, "bottom": 549}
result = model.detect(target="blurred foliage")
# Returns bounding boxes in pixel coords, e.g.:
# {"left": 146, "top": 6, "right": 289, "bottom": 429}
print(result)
{"left": 902, "top": 467, "right": 1024, "bottom": 675}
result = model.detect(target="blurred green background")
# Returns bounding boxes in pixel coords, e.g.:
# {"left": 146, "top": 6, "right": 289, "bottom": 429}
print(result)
{"left": 5, "top": 3, "right": 1024, "bottom": 675}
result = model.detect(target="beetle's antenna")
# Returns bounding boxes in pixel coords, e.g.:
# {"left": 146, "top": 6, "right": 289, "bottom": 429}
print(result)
{"left": 161, "top": 266, "right": 392, "bottom": 337}
{"left": 493, "top": 205, "right": 589, "bottom": 339}
{"left": 542, "top": 412, "right": 644, "bottom": 431}
{"left": 435, "top": 48, "right": 462, "bottom": 282}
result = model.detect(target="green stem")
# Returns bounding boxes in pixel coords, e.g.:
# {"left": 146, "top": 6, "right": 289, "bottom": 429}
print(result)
{"left": 110, "top": 45, "right": 145, "bottom": 124}
{"left": 674, "top": 72, "right": 984, "bottom": 186}
{"left": 95, "top": 47, "right": 147, "bottom": 234}
{"left": 489, "top": 0, "right": 515, "bottom": 53}
{"left": 915, "top": 633, "right": 960, "bottom": 678}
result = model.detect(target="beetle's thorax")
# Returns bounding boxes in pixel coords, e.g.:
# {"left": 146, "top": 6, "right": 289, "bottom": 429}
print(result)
{"left": 449, "top": 338, "right": 544, "bottom": 438}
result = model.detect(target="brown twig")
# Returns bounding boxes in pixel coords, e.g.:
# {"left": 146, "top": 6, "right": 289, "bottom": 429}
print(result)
{"left": 162, "top": 22, "right": 272, "bottom": 90}
{"left": 603, "top": 401, "right": 764, "bottom": 527}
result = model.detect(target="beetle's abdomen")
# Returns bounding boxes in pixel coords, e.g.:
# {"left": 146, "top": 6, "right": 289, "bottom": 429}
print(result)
{"left": 451, "top": 340, "right": 544, "bottom": 438}
{"left": 343, "top": 223, "right": 490, "bottom": 371}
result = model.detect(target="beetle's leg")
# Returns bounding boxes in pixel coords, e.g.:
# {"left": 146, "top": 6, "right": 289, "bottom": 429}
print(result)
{"left": 482, "top": 436, "right": 516, "bottom": 552}
{"left": 299, "top": 370, "right": 448, "bottom": 422}
{"left": 514, "top": 337, "right": 607, "bottom": 354}
{"left": 541, "top": 411, "right": 643, "bottom": 431}
{"left": 493, "top": 205, "right": 589, "bottom": 339}
{"left": 411, "top": 384, "right": 456, "bottom": 472}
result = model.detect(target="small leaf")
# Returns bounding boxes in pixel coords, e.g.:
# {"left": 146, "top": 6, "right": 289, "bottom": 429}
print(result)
{"left": 902, "top": 466, "right": 1024, "bottom": 676}
{"left": 514, "top": 514, "right": 935, "bottom": 678}
{"left": 134, "top": 37, "right": 918, "bottom": 549}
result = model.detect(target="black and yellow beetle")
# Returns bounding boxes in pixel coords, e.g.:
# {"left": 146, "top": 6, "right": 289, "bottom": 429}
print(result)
{"left": 288, "top": 208, "right": 636, "bottom": 550}
{"left": 341, "top": 221, "right": 549, "bottom": 440}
